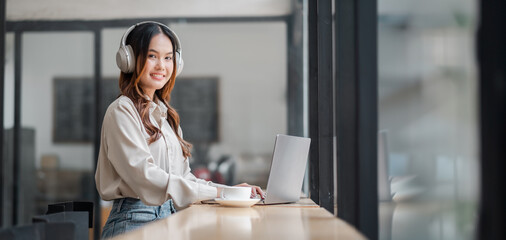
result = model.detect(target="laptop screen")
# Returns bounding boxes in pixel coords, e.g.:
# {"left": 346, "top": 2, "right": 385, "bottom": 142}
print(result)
{"left": 263, "top": 134, "right": 311, "bottom": 204}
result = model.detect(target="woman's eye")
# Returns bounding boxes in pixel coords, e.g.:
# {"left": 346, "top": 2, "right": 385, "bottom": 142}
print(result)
{"left": 148, "top": 54, "right": 156, "bottom": 59}
{"left": 165, "top": 56, "right": 173, "bottom": 61}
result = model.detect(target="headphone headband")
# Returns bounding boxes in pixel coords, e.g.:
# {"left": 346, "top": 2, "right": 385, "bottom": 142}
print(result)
{"left": 119, "top": 21, "right": 182, "bottom": 56}
{"left": 116, "top": 21, "right": 184, "bottom": 75}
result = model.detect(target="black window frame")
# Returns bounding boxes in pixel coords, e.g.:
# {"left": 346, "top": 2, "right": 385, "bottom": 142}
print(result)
{"left": 308, "top": 0, "right": 378, "bottom": 239}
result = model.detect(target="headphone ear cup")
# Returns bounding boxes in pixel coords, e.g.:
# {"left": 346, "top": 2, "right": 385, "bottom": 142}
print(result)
{"left": 116, "top": 45, "right": 136, "bottom": 73}
{"left": 176, "top": 52, "right": 184, "bottom": 76}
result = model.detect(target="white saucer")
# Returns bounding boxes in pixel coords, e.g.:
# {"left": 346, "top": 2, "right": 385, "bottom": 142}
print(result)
{"left": 214, "top": 198, "right": 260, "bottom": 208}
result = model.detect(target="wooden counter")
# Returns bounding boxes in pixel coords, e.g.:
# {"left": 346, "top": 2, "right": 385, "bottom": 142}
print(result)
{"left": 110, "top": 198, "right": 366, "bottom": 240}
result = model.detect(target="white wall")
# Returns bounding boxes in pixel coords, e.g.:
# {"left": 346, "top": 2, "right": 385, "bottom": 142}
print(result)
{"left": 19, "top": 32, "right": 95, "bottom": 169}
{"left": 102, "top": 22, "right": 287, "bottom": 158}
{"left": 8, "top": 22, "right": 287, "bottom": 170}
{"left": 172, "top": 22, "right": 287, "bottom": 156}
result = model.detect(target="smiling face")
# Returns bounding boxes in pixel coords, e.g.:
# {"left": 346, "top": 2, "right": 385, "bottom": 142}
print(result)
{"left": 138, "top": 33, "right": 174, "bottom": 99}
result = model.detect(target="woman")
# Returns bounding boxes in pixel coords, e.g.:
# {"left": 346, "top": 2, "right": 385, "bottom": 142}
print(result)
{"left": 95, "top": 21, "right": 264, "bottom": 238}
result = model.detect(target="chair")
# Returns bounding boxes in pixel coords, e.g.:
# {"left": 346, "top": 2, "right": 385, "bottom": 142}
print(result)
{"left": 33, "top": 201, "right": 93, "bottom": 240}
{"left": 46, "top": 201, "right": 94, "bottom": 228}
{"left": 36, "top": 222, "right": 76, "bottom": 240}
{"left": 0, "top": 224, "right": 40, "bottom": 240}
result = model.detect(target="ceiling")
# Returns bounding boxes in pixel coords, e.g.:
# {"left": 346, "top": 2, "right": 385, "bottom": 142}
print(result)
{"left": 6, "top": 0, "right": 294, "bottom": 21}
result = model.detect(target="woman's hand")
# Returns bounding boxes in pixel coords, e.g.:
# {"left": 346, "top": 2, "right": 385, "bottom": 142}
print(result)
{"left": 234, "top": 183, "right": 265, "bottom": 199}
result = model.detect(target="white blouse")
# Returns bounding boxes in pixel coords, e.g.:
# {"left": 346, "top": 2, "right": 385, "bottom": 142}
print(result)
{"left": 95, "top": 95, "right": 222, "bottom": 209}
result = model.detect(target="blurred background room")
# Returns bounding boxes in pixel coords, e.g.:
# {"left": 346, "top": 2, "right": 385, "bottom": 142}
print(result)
{"left": 2, "top": 1, "right": 302, "bottom": 238}
{"left": 378, "top": 0, "right": 479, "bottom": 239}
{"left": 1, "top": 0, "right": 485, "bottom": 239}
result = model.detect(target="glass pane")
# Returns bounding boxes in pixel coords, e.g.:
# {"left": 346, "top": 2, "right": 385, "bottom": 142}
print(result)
{"left": 173, "top": 22, "right": 288, "bottom": 187}
{"left": 101, "top": 22, "right": 288, "bottom": 190}
{"left": 19, "top": 32, "right": 95, "bottom": 224}
{"left": 378, "top": 1, "right": 479, "bottom": 240}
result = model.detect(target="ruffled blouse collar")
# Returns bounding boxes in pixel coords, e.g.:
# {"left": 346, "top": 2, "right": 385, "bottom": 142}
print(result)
{"left": 147, "top": 95, "right": 168, "bottom": 125}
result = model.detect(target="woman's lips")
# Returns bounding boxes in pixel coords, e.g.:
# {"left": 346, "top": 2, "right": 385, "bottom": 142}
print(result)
{"left": 150, "top": 73, "right": 165, "bottom": 80}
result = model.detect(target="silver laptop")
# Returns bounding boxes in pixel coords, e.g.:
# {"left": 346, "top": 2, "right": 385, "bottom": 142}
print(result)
{"left": 257, "top": 134, "right": 311, "bottom": 205}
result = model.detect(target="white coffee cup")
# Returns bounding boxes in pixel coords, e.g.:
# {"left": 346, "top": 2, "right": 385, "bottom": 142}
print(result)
{"left": 220, "top": 186, "right": 252, "bottom": 200}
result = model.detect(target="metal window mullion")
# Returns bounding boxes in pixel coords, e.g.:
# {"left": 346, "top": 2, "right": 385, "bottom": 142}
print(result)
{"left": 0, "top": 0, "right": 5, "bottom": 226}
{"left": 93, "top": 28, "right": 102, "bottom": 240}
{"left": 335, "top": 0, "right": 378, "bottom": 238}
{"left": 12, "top": 31, "right": 21, "bottom": 225}
{"left": 308, "top": 0, "right": 320, "bottom": 205}
{"left": 316, "top": 0, "right": 335, "bottom": 214}
{"left": 357, "top": 0, "right": 378, "bottom": 237}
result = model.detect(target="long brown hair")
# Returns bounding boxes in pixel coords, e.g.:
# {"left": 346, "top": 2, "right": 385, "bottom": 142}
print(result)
{"left": 118, "top": 22, "right": 192, "bottom": 158}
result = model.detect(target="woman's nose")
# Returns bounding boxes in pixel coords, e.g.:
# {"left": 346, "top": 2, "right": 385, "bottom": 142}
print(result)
{"left": 156, "top": 59, "right": 165, "bottom": 70}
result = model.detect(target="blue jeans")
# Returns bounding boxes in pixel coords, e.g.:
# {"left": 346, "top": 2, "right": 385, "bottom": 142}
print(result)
{"left": 101, "top": 198, "right": 176, "bottom": 239}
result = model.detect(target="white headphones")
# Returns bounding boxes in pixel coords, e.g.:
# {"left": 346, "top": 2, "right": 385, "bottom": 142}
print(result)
{"left": 116, "top": 21, "right": 184, "bottom": 76}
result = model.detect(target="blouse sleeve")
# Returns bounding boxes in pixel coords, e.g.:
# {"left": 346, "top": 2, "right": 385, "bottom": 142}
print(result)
{"left": 176, "top": 126, "right": 229, "bottom": 189}
{"left": 101, "top": 100, "right": 218, "bottom": 207}
{"left": 182, "top": 160, "right": 229, "bottom": 188}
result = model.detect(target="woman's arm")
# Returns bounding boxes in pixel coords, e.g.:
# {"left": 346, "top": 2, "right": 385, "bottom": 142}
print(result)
{"left": 181, "top": 161, "right": 265, "bottom": 199}
{"left": 98, "top": 99, "right": 217, "bottom": 207}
